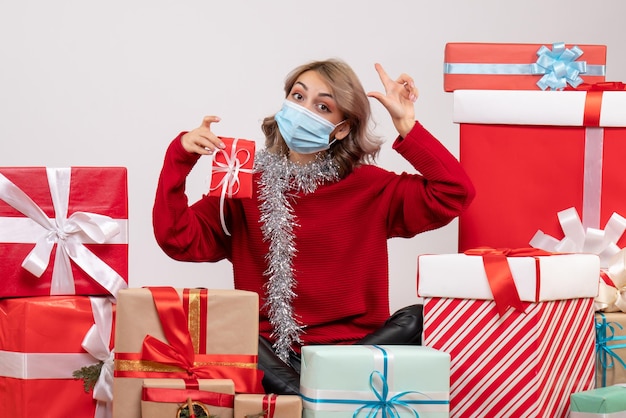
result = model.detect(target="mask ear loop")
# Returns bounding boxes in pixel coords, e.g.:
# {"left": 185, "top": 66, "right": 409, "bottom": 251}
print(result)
{"left": 329, "top": 120, "right": 350, "bottom": 145}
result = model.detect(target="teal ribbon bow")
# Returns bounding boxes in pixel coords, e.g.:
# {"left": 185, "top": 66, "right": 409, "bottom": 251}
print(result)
{"left": 595, "top": 312, "right": 626, "bottom": 387}
{"left": 532, "top": 42, "right": 587, "bottom": 90}
{"left": 352, "top": 369, "right": 419, "bottom": 418}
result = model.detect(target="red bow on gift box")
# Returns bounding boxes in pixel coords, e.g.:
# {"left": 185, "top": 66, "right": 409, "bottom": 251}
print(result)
{"left": 464, "top": 247, "right": 554, "bottom": 317}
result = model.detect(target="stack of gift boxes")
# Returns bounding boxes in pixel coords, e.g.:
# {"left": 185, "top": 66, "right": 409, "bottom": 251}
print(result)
{"left": 417, "top": 41, "right": 626, "bottom": 417}
{"left": 0, "top": 167, "right": 128, "bottom": 417}
{"left": 0, "top": 143, "right": 454, "bottom": 417}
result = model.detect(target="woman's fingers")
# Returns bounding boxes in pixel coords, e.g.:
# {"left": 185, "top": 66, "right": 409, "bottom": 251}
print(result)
{"left": 181, "top": 116, "right": 225, "bottom": 154}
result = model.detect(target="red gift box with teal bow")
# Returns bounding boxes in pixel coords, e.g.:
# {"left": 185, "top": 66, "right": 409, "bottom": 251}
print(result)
{"left": 443, "top": 42, "right": 606, "bottom": 91}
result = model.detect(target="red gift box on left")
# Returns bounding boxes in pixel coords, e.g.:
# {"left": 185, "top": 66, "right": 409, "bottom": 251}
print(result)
{"left": 0, "top": 167, "right": 128, "bottom": 298}
{"left": 0, "top": 295, "right": 115, "bottom": 418}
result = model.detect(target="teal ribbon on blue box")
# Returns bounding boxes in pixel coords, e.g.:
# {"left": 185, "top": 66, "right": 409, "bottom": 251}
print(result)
{"left": 596, "top": 312, "right": 626, "bottom": 387}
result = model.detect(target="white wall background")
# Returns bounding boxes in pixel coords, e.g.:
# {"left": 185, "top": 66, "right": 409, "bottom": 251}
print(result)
{"left": 2, "top": 0, "right": 625, "bottom": 312}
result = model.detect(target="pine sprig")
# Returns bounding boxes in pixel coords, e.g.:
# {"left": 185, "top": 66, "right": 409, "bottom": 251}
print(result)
{"left": 72, "top": 361, "right": 104, "bottom": 393}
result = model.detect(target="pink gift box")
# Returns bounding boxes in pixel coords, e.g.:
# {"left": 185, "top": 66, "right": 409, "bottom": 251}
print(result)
{"left": 418, "top": 252, "right": 599, "bottom": 417}
{"left": 0, "top": 167, "right": 128, "bottom": 297}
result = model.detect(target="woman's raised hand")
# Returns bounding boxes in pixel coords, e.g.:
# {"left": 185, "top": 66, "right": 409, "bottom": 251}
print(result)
{"left": 367, "top": 63, "right": 418, "bottom": 138}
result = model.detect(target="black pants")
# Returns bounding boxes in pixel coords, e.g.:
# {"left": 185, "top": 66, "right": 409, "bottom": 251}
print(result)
{"left": 257, "top": 304, "right": 423, "bottom": 395}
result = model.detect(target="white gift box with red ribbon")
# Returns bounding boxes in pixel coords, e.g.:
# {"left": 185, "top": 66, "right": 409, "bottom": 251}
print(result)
{"left": 417, "top": 251, "right": 599, "bottom": 417}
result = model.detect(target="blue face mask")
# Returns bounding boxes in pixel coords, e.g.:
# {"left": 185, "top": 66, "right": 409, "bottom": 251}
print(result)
{"left": 274, "top": 100, "right": 342, "bottom": 154}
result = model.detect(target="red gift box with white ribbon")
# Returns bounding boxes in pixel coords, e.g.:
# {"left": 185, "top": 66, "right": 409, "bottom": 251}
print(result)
{"left": 208, "top": 138, "right": 255, "bottom": 236}
{"left": 417, "top": 250, "right": 600, "bottom": 417}
{"left": 0, "top": 295, "right": 115, "bottom": 418}
{"left": 0, "top": 167, "right": 128, "bottom": 298}
{"left": 454, "top": 84, "right": 626, "bottom": 257}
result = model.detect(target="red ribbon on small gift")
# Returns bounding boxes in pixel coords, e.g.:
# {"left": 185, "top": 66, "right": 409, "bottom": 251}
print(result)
{"left": 464, "top": 247, "right": 553, "bottom": 317}
{"left": 263, "top": 394, "right": 278, "bottom": 418}
{"left": 141, "top": 385, "right": 235, "bottom": 408}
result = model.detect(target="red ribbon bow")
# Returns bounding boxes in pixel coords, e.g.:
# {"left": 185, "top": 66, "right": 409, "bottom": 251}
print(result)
{"left": 464, "top": 248, "right": 553, "bottom": 317}
{"left": 138, "top": 287, "right": 264, "bottom": 393}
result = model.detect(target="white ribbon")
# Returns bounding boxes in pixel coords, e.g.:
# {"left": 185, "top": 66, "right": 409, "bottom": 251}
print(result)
{"left": 81, "top": 297, "right": 115, "bottom": 418}
{"left": 209, "top": 139, "right": 254, "bottom": 236}
{"left": 595, "top": 249, "right": 626, "bottom": 312}
{"left": 530, "top": 207, "right": 626, "bottom": 268}
{"left": 0, "top": 168, "right": 127, "bottom": 298}
{"left": 583, "top": 127, "right": 605, "bottom": 229}
{"left": 0, "top": 351, "right": 95, "bottom": 378}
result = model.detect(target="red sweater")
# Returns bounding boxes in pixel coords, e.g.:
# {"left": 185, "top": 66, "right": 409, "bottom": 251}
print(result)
{"left": 153, "top": 121, "right": 474, "bottom": 350}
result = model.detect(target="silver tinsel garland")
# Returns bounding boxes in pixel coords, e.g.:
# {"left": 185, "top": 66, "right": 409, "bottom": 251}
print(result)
{"left": 255, "top": 150, "right": 340, "bottom": 362}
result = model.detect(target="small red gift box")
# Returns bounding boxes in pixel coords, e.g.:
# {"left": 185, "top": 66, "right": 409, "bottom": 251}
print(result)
{"left": 0, "top": 167, "right": 128, "bottom": 298}
{"left": 209, "top": 137, "right": 255, "bottom": 199}
{"left": 418, "top": 251, "right": 599, "bottom": 417}
{"left": 454, "top": 86, "right": 626, "bottom": 258}
{"left": 443, "top": 42, "right": 606, "bottom": 91}
{"left": 0, "top": 295, "right": 115, "bottom": 418}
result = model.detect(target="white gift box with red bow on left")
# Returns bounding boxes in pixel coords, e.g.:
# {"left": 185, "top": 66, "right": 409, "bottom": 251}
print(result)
{"left": 0, "top": 167, "right": 128, "bottom": 298}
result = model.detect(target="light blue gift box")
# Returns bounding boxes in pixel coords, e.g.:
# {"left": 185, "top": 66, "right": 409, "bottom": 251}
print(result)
{"left": 570, "top": 385, "right": 626, "bottom": 417}
{"left": 300, "top": 345, "right": 450, "bottom": 417}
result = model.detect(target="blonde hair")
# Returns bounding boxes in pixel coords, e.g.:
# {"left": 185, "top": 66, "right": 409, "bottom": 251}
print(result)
{"left": 261, "top": 58, "right": 382, "bottom": 178}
